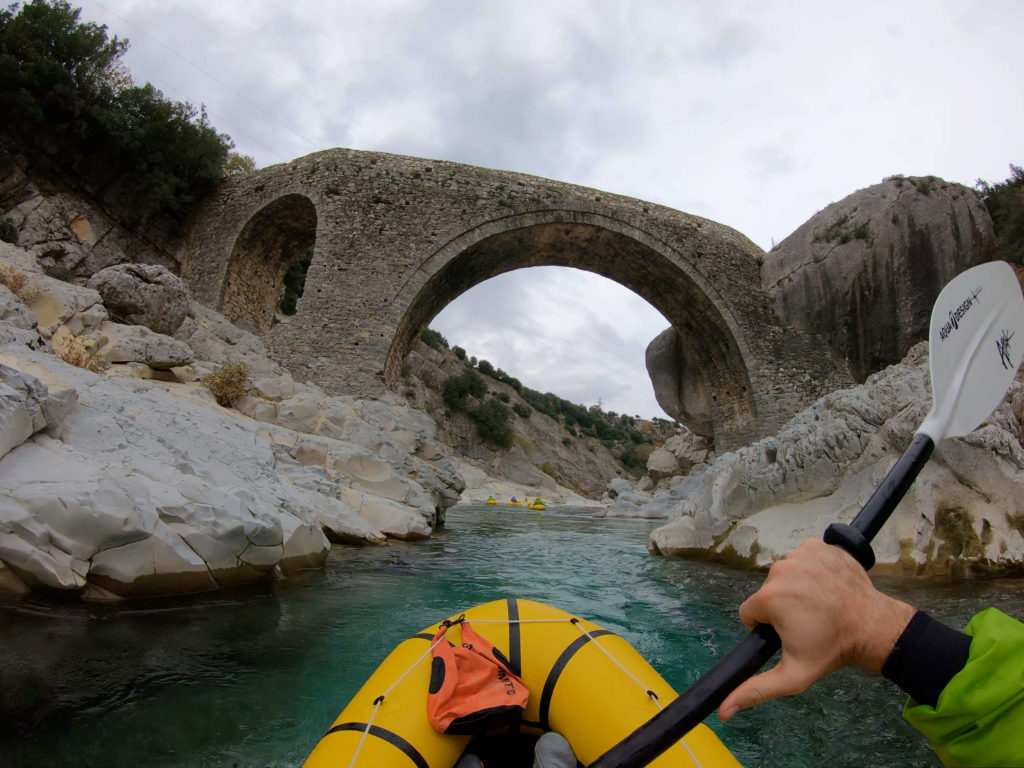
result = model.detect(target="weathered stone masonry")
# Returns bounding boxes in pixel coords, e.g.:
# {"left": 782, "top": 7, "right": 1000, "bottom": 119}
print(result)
{"left": 181, "top": 148, "right": 850, "bottom": 451}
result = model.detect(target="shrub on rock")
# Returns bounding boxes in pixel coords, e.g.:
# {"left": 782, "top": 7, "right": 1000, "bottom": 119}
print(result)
{"left": 202, "top": 360, "right": 249, "bottom": 407}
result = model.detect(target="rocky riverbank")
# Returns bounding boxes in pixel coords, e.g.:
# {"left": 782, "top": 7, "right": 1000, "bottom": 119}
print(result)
{"left": 1, "top": 240, "right": 480, "bottom": 600}
{"left": 640, "top": 342, "right": 1024, "bottom": 578}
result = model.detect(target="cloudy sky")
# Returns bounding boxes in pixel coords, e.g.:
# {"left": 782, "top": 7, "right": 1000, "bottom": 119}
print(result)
{"left": 74, "top": 0, "right": 1024, "bottom": 418}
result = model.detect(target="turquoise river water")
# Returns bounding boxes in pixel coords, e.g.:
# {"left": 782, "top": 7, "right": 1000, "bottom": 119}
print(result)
{"left": 2, "top": 505, "right": 1023, "bottom": 767}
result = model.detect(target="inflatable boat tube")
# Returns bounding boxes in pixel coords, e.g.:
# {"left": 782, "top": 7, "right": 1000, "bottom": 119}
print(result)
{"left": 303, "top": 598, "right": 742, "bottom": 768}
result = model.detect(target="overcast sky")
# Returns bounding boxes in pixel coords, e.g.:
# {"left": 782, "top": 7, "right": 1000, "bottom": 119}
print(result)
{"left": 74, "top": 0, "right": 1024, "bottom": 418}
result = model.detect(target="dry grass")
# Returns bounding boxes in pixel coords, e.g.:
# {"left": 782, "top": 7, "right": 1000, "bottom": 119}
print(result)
{"left": 0, "top": 261, "right": 41, "bottom": 303}
{"left": 0, "top": 263, "right": 36, "bottom": 302}
{"left": 201, "top": 360, "right": 250, "bottom": 407}
{"left": 51, "top": 328, "right": 104, "bottom": 372}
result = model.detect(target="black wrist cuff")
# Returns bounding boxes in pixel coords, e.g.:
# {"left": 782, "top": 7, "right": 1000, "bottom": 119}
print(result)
{"left": 881, "top": 610, "right": 972, "bottom": 708}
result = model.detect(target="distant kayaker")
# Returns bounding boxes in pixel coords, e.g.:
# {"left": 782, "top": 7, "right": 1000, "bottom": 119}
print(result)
{"left": 718, "top": 538, "right": 1024, "bottom": 767}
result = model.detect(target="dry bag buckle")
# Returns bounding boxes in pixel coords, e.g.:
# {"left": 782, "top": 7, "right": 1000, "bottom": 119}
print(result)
{"left": 440, "top": 614, "right": 466, "bottom": 630}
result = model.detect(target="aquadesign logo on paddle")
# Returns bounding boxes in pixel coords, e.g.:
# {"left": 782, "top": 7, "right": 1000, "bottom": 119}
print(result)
{"left": 939, "top": 287, "right": 983, "bottom": 342}
{"left": 997, "top": 329, "right": 1015, "bottom": 370}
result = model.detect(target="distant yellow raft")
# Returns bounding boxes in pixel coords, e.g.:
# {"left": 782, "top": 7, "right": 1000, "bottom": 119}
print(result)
{"left": 303, "top": 598, "right": 742, "bottom": 768}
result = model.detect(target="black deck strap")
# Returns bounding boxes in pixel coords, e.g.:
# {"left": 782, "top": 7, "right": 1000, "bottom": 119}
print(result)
{"left": 505, "top": 598, "right": 523, "bottom": 736}
{"left": 882, "top": 610, "right": 972, "bottom": 708}
{"left": 507, "top": 597, "right": 523, "bottom": 677}
{"left": 539, "top": 628, "right": 616, "bottom": 730}
{"left": 409, "top": 632, "right": 434, "bottom": 641}
{"left": 323, "top": 722, "right": 430, "bottom": 768}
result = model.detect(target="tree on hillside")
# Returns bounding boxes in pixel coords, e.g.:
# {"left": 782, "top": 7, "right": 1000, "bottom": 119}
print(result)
{"left": 976, "top": 164, "right": 1024, "bottom": 265}
{"left": 0, "top": 0, "right": 232, "bottom": 223}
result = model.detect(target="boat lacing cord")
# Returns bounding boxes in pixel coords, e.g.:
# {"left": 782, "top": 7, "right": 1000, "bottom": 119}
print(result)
{"left": 568, "top": 618, "right": 704, "bottom": 768}
{"left": 345, "top": 616, "right": 468, "bottom": 768}
{"left": 345, "top": 615, "right": 702, "bottom": 768}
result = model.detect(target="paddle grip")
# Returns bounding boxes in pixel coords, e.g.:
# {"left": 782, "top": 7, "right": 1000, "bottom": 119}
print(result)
{"left": 589, "top": 433, "right": 937, "bottom": 768}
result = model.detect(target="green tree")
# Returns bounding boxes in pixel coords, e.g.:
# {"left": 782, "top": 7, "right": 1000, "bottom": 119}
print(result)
{"left": 977, "top": 164, "right": 1024, "bottom": 265}
{"left": 470, "top": 397, "right": 514, "bottom": 447}
{"left": 442, "top": 369, "right": 485, "bottom": 410}
{"left": 0, "top": 1, "right": 232, "bottom": 224}
{"left": 421, "top": 328, "right": 449, "bottom": 350}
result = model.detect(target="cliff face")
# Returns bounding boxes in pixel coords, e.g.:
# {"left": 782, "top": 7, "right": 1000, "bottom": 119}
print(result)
{"left": 761, "top": 176, "right": 994, "bottom": 382}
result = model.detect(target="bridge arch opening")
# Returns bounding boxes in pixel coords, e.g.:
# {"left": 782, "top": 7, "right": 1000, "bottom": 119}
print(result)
{"left": 429, "top": 266, "right": 670, "bottom": 421}
{"left": 388, "top": 221, "right": 757, "bottom": 446}
{"left": 219, "top": 194, "right": 317, "bottom": 332}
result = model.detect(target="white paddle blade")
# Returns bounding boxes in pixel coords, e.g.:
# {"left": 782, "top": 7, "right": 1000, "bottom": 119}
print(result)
{"left": 921, "top": 261, "right": 1024, "bottom": 441}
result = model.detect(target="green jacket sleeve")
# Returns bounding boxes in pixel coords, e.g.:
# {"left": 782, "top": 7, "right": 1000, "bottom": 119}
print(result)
{"left": 903, "top": 608, "right": 1024, "bottom": 767}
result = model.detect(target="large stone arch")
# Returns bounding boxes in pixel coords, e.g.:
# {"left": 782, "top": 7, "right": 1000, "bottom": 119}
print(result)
{"left": 182, "top": 148, "right": 852, "bottom": 452}
{"left": 386, "top": 211, "right": 758, "bottom": 445}
{"left": 219, "top": 194, "right": 317, "bottom": 332}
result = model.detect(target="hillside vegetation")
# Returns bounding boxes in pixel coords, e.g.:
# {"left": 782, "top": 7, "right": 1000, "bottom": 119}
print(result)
{"left": 403, "top": 328, "right": 678, "bottom": 497}
{"left": 976, "top": 164, "right": 1024, "bottom": 266}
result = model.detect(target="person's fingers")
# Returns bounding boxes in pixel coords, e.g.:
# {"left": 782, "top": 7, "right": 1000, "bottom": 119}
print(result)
{"left": 717, "top": 659, "right": 813, "bottom": 722}
{"left": 736, "top": 585, "right": 780, "bottom": 632}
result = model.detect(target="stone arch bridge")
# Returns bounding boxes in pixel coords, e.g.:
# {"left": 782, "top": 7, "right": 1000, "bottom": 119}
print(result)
{"left": 182, "top": 149, "right": 846, "bottom": 450}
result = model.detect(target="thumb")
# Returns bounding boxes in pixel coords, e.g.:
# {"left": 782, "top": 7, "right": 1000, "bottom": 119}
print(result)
{"left": 717, "top": 660, "right": 810, "bottom": 722}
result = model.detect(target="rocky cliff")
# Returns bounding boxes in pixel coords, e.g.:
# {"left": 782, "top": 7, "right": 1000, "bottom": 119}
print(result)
{"left": 761, "top": 175, "right": 994, "bottom": 381}
{"left": 645, "top": 341, "right": 1024, "bottom": 578}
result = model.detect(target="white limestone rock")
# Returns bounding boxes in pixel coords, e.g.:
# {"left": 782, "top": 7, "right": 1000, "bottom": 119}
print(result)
{"left": 87, "top": 263, "right": 190, "bottom": 336}
{"left": 645, "top": 447, "right": 679, "bottom": 480}
{"left": 0, "top": 359, "right": 77, "bottom": 459}
{"left": 174, "top": 301, "right": 284, "bottom": 379}
{"left": 0, "top": 246, "right": 470, "bottom": 601}
{"left": 0, "top": 284, "right": 35, "bottom": 330}
{"left": 24, "top": 273, "right": 106, "bottom": 338}
{"left": 93, "top": 321, "right": 194, "bottom": 369}
{"left": 648, "top": 343, "right": 1024, "bottom": 577}
{"left": 338, "top": 486, "right": 432, "bottom": 541}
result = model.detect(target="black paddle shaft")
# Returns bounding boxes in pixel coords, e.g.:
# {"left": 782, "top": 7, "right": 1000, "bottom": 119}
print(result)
{"left": 588, "top": 433, "right": 935, "bottom": 768}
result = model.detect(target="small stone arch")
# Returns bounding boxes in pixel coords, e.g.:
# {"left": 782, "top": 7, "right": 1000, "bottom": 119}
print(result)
{"left": 387, "top": 213, "right": 758, "bottom": 446}
{"left": 219, "top": 194, "right": 317, "bottom": 332}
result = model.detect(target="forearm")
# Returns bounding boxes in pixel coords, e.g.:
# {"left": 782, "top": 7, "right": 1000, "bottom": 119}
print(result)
{"left": 892, "top": 608, "right": 1024, "bottom": 767}
{"left": 881, "top": 611, "right": 972, "bottom": 707}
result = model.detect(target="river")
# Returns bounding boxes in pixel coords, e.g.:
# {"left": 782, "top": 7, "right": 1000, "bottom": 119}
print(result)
{"left": 2, "top": 505, "right": 1023, "bottom": 767}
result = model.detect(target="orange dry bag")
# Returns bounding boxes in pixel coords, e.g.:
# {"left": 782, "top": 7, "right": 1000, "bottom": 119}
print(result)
{"left": 427, "top": 616, "right": 529, "bottom": 735}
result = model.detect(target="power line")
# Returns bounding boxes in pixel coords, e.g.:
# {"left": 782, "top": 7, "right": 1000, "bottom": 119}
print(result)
{"left": 166, "top": 0, "right": 335, "bottom": 120}
{"left": 88, "top": 0, "right": 323, "bottom": 158}
{"left": 128, "top": 63, "right": 291, "bottom": 164}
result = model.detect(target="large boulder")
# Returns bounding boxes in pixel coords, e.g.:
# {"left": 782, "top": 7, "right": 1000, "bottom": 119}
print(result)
{"left": 647, "top": 343, "right": 1024, "bottom": 578}
{"left": 91, "top": 322, "right": 195, "bottom": 370}
{"left": 645, "top": 327, "right": 713, "bottom": 438}
{"left": 761, "top": 176, "right": 994, "bottom": 381}
{"left": 87, "top": 264, "right": 190, "bottom": 336}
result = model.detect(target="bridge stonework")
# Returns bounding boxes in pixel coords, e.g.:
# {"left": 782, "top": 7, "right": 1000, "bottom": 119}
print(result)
{"left": 181, "top": 148, "right": 849, "bottom": 450}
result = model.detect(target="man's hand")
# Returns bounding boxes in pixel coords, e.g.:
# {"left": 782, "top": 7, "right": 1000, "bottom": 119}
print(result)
{"left": 718, "top": 538, "right": 915, "bottom": 722}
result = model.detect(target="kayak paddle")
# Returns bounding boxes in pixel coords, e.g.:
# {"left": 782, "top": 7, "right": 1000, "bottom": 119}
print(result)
{"left": 590, "top": 260, "right": 1024, "bottom": 768}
